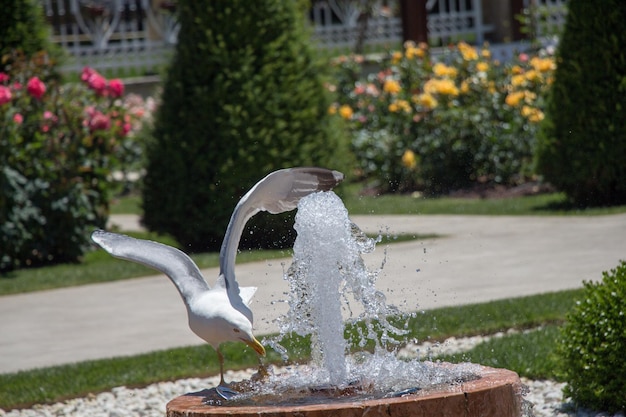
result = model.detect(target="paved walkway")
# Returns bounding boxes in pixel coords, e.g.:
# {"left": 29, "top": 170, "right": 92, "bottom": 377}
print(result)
{"left": 1, "top": 213, "right": 625, "bottom": 374}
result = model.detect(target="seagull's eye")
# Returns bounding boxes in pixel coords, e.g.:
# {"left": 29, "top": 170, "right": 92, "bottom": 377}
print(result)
{"left": 233, "top": 328, "right": 240, "bottom": 333}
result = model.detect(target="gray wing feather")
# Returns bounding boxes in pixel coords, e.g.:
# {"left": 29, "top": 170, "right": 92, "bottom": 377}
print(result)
{"left": 91, "top": 230, "right": 209, "bottom": 301}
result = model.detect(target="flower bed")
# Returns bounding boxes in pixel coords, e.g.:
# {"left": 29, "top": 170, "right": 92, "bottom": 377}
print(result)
{"left": 329, "top": 42, "right": 555, "bottom": 194}
{"left": 0, "top": 53, "right": 150, "bottom": 271}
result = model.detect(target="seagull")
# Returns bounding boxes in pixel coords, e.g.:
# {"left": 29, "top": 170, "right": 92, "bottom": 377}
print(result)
{"left": 91, "top": 167, "right": 344, "bottom": 398}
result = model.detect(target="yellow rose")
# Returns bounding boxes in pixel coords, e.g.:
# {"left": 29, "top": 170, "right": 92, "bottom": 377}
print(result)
{"left": 481, "top": 48, "right": 491, "bottom": 59}
{"left": 383, "top": 79, "right": 402, "bottom": 94}
{"left": 511, "top": 74, "right": 526, "bottom": 87}
{"left": 476, "top": 62, "right": 489, "bottom": 72}
{"left": 525, "top": 70, "right": 542, "bottom": 82}
{"left": 529, "top": 109, "right": 544, "bottom": 123}
{"left": 524, "top": 91, "right": 537, "bottom": 103}
{"left": 415, "top": 93, "right": 438, "bottom": 109}
{"left": 521, "top": 106, "right": 544, "bottom": 122}
{"left": 398, "top": 99, "right": 411, "bottom": 112}
{"left": 433, "top": 62, "right": 458, "bottom": 78}
{"left": 530, "top": 57, "right": 556, "bottom": 72}
{"left": 458, "top": 41, "right": 478, "bottom": 60}
{"left": 391, "top": 51, "right": 403, "bottom": 64}
{"left": 328, "top": 104, "right": 337, "bottom": 115}
{"left": 437, "top": 79, "right": 459, "bottom": 96}
{"left": 510, "top": 65, "right": 524, "bottom": 75}
{"left": 402, "top": 149, "right": 417, "bottom": 169}
{"left": 389, "top": 100, "right": 411, "bottom": 113}
{"left": 406, "top": 46, "right": 425, "bottom": 59}
{"left": 338, "top": 104, "right": 353, "bottom": 119}
{"left": 505, "top": 91, "right": 525, "bottom": 107}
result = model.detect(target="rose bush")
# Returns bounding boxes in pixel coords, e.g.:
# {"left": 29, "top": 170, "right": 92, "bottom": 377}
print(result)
{"left": 0, "top": 53, "right": 147, "bottom": 271}
{"left": 330, "top": 42, "right": 555, "bottom": 194}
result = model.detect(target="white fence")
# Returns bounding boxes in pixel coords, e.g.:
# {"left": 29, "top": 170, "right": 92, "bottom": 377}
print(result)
{"left": 309, "top": 0, "right": 493, "bottom": 49}
{"left": 529, "top": 0, "right": 568, "bottom": 38}
{"left": 43, "top": 0, "right": 178, "bottom": 74}
{"left": 42, "top": 0, "right": 567, "bottom": 75}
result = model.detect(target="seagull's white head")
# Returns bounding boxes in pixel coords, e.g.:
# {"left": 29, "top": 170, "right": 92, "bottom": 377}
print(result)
{"left": 217, "top": 310, "right": 266, "bottom": 357}
{"left": 236, "top": 325, "right": 266, "bottom": 357}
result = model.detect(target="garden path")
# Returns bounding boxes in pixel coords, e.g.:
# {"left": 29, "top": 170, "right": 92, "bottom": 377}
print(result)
{"left": 0, "top": 213, "right": 624, "bottom": 374}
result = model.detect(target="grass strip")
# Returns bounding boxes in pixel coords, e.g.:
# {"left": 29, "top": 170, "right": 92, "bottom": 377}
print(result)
{"left": 0, "top": 289, "right": 582, "bottom": 410}
{"left": 343, "top": 191, "right": 626, "bottom": 216}
{"left": 435, "top": 325, "right": 563, "bottom": 381}
{"left": 401, "top": 289, "right": 580, "bottom": 342}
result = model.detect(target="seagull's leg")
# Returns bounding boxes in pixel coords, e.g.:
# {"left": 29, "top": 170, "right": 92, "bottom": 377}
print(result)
{"left": 217, "top": 348, "right": 226, "bottom": 386}
{"left": 215, "top": 347, "right": 239, "bottom": 400}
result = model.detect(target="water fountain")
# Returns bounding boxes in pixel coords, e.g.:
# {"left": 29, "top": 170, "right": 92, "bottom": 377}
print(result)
{"left": 167, "top": 192, "right": 525, "bottom": 417}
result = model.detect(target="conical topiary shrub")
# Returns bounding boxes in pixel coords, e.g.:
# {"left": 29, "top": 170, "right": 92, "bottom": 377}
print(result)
{"left": 535, "top": 0, "right": 626, "bottom": 206}
{"left": 142, "top": 0, "right": 349, "bottom": 251}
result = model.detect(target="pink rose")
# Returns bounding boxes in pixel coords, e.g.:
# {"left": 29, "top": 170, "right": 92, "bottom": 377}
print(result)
{"left": 89, "top": 112, "right": 111, "bottom": 131}
{"left": 84, "top": 105, "right": 97, "bottom": 117}
{"left": 13, "top": 113, "right": 23, "bottom": 124}
{"left": 0, "top": 85, "right": 12, "bottom": 105}
{"left": 88, "top": 74, "right": 107, "bottom": 95}
{"left": 0, "top": 72, "right": 9, "bottom": 83}
{"left": 518, "top": 53, "right": 529, "bottom": 62}
{"left": 27, "top": 77, "right": 46, "bottom": 99}
{"left": 81, "top": 67, "right": 95, "bottom": 82}
{"left": 43, "top": 110, "right": 58, "bottom": 122}
{"left": 108, "top": 78, "right": 124, "bottom": 98}
{"left": 81, "top": 67, "right": 107, "bottom": 95}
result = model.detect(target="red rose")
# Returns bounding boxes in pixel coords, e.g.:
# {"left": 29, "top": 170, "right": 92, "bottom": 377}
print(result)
{"left": 108, "top": 79, "right": 124, "bottom": 98}
{"left": 13, "top": 113, "right": 23, "bottom": 124}
{"left": 0, "top": 72, "right": 9, "bottom": 83}
{"left": 27, "top": 77, "right": 46, "bottom": 99}
{"left": 0, "top": 85, "right": 12, "bottom": 105}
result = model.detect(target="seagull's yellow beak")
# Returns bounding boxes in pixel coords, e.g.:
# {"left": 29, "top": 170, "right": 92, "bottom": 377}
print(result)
{"left": 243, "top": 336, "right": 266, "bottom": 357}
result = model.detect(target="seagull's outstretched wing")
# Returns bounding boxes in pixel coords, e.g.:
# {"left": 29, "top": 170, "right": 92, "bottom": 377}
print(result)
{"left": 218, "top": 167, "right": 344, "bottom": 310}
{"left": 92, "top": 230, "right": 209, "bottom": 303}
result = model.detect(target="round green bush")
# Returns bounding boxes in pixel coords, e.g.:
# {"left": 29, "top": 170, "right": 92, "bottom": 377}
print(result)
{"left": 535, "top": 0, "right": 626, "bottom": 206}
{"left": 142, "top": 0, "right": 349, "bottom": 251}
{"left": 558, "top": 260, "right": 626, "bottom": 413}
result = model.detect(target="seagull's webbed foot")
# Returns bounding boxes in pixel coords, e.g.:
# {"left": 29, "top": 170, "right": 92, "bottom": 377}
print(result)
{"left": 215, "top": 384, "right": 239, "bottom": 400}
